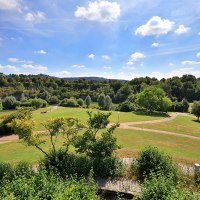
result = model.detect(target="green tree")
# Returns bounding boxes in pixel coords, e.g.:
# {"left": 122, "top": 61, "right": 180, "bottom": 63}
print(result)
{"left": 192, "top": 101, "right": 200, "bottom": 121}
{"left": 160, "top": 97, "right": 172, "bottom": 113}
{"left": 77, "top": 98, "right": 84, "bottom": 106}
{"left": 31, "top": 98, "right": 47, "bottom": 109}
{"left": 2, "top": 96, "right": 17, "bottom": 110}
{"left": 98, "top": 93, "right": 106, "bottom": 109}
{"left": 136, "top": 87, "right": 171, "bottom": 112}
{"left": 104, "top": 95, "right": 112, "bottom": 111}
{"left": 85, "top": 95, "right": 91, "bottom": 108}
{"left": 182, "top": 98, "right": 189, "bottom": 112}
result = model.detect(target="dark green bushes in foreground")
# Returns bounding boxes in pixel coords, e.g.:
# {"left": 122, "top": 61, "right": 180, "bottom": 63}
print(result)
{"left": 0, "top": 162, "right": 98, "bottom": 200}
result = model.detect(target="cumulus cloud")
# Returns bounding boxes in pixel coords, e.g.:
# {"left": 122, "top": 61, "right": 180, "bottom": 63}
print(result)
{"left": 34, "top": 50, "right": 47, "bottom": 54}
{"left": 0, "top": 0, "right": 21, "bottom": 11}
{"left": 75, "top": 0, "right": 121, "bottom": 22}
{"left": 152, "top": 42, "right": 159, "bottom": 47}
{"left": 25, "top": 11, "right": 46, "bottom": 22}
{"left": 8, "top": 57, "right": 19, "bottom": 62}
{"left": 71, "top": 64, "right": 85, "bottom": 68}
{"left": 130, "top": 52, "right": 145, "bottom": 61}
{"left": 0, "top": 64, "right": 18, "bottom": 71}
{"left": 175, "top": 25, "right": 190, "bottom": 34}
{"left": 150, "top": 67, "right": 200, "bottom": 79}
{"left": 102, "top": 55, "right": 110, "bottom": 60}
{"left": 196, "top": 52, "right": 200, "bottom": 58}
{"left": 182, "top": 60, "right": 200, "bottom": 65}
{"left": 88, "top": 54, "right": 95, "bottom": 59}
{"left": 126, "top": 61, "right": 134, "bottom": 65}
{"left": 53, "top": 71, "right": 72, "bottom": 78}
{"left": 22, "top": 64, "right": 48, "bottom": 72}
{"left": 135, "top": 16, "right": 174, "bottom": 36}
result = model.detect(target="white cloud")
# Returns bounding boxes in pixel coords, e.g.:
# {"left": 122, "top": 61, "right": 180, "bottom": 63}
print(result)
{"left": 175, "top": 25, "right": 190, "bottom": 34}
{"left": 103, "top": 66, "right": 112, "bottom": 69}
{"left": 135, "top": 16, "right": 174, "bottom": 36}
{"left": 150, "top": 67, "right": 200, "bottom": 79}
{"left": 196, "top": 52, "right": 200, "bottom": 58}
{"left": 22, "top": 64, "right": 48, "bottom": 72}
{"left": 130, "top": 52, "right": 145, "bottom": 61}
{"left": 0, "top": 64, "right": 18, "bottom": 71}
{"left": 182, "top": 60, "right": 200, "bottom": 65}
{"left": 71, "top": 64, "right": 85, "bottom": 68}
{"left": 169, "top": 62, "right": 175, "bottom": 67}
{"left": 34, "top": 50, "right": 47, "bottom": 54}
{"left": 75, "top": 0, "right": 121, "bottom": 22}
{"left": 152, "top": 42, "right": 159, "bottom": 47}
{"left": 88, "top": 54, "right": 95, "bottom": 59}
{"left": 198, "top": 32, "right": 200, "bottom": 36}
{"left": 102, "top": 55, "right": 110, "bottom": 60}
{"left": 52, "top": 71, "right": 72, "bottom": 78}
{"left": 126, "top": 61, "right": 134, "bottom": 65}
{"left": 25, "top": 11, "right": 46, "bottom": 22}
{"left": 0, "top": 0, "right": 21, "bottom": 11}
{"left": 8, "top": 57, "right": 19, "bottom": 62}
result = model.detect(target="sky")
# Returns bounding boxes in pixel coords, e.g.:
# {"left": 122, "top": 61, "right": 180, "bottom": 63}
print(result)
{"left": 0, "top": 0, "right": 200, "bottom": 80}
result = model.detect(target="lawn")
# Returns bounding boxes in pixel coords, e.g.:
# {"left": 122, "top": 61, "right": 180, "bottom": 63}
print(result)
{"left": 32, "top": 107, "right": 166, "bottom": 130}
{"left": 1, "top": 128, "right": 200, "bottom": 164}
{"left": 133, "top": 115, "right": 200, "bottom": 138}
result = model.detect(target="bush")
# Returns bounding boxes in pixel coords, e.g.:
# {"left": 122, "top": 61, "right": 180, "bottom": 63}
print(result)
{"left": 49, "top": 96, "right": 60, "bottom": 105}
{"left": 2, "top": 96, "right": 18, "bottom": 110}
{"left": 116, "top": 101, "right": 135, "bottom": 112}
{"left": 93, "top": 156, "right": 124, "bottom": 178}
{"left": 31, "top": 98, "right": 47, "bottom": 109}
{"left": 40, "top": 150, "right": 93, "bottom": 178}
{"left": 132, "top": 146, "right": 178, "bottom": 180}
{"left": 140, "top": 173, "right": 197, "bottom": 200}
{"left": 77, "top": 98, "right": 84, "bottom": 106}
{"left": 60, "top": 98, "right": 78, "bottom": 107}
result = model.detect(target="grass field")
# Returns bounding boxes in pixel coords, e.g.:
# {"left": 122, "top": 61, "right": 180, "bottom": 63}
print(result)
{"left": 134, "top": 115, "right": 200, "bottom": 137}
{"left": 0, "top": 128, "right": 200, "bottom": 164}
{"left": 32, "top": 107, "right": 166, "bottom": 130}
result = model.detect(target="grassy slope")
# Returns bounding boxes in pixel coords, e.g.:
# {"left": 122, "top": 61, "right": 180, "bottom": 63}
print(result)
{"left": 134, "top": 115, "right": 200, "bottom": 137}
{"left": 32, "top": 107, "right": 165, "bottom": 130}
{"left": 1, "top": 128, "right": 200, "bottom": 164}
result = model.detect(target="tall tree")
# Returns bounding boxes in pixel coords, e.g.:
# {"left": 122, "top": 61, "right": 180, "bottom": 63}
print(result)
{"left": 85, "top": 95, "right": 91, "bottom": 108}
{"left": 98, "top": 93, "right": 106, "bottom": 109}
{"left": 192, "top": 101, "right": 200, "bottom": 121}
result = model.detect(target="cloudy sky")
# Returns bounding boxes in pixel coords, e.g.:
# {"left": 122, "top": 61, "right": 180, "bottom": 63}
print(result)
{"left": 0, "top": 0, "right": 200, "bottom": 80}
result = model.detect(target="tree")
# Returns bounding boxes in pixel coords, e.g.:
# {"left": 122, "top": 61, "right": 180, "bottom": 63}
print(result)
{"left": 136, "top": 87, "right": 171, "bottom": 112}
{"left": 104, "top": 95, "right": 112, "bottom": 111}
{"left": 192, "top": 101, "right": 200, "bottom": 121}
{"left": 114, "top": 83, "right": 132, "bottom": 103}
{"left": 31, "top": 98, "right": 47, "bottom": 109}
{"left": 77, "top": 98, "right": 84, "bottom": 106}
{"left": 85, "top": 95, "right": 91, "bottom": 108}
{"left": 98, "top": 93, "right": 106, "bottom": 109}
{"left": 49, "top": 96, "right": 60, "bottom": 105}
{"left": 182, "top": 98, "right": 189, "bottom": 112}
{"left": 160, "top": 97, "right": 172, "bottom": 113}
{"left": 2, "top": 96, "right": 17, "bottom": 110}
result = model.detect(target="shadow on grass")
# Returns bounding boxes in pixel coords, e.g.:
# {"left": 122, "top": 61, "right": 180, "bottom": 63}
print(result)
{"left": 133, "top": 111, "right": 170, "bottom": 118}
{"left": 192, "top": 119, "right": 200, "bottom": 123}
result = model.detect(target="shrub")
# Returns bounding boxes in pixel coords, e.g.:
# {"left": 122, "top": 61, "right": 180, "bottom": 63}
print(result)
{"left": 85, "top": 95, "right": 91, "bottom": 108}
{"left": 77, "top": 98, "right": 84, "bottom": 106}
{"left": 40, "top": 150, "right": 93, "bottom": 178}
{"left": 140, "top": 173, "right": 197, "bottom": 200}
{"left": 60, "top": 98, "right": 78, "bottom": 107}
{"left": 49, "top": 96, "right": 60, "bottom": 105}
{"left": 98, "top": 93, "right": 106, "bottom": 109}
{"left": 132, "top": 146, "right": 178, "bottom": 180}
{"left": 116, "top": 101, "right": 134, "bottom": 112}
{"left": 104, "top": 95, "right": 112, "bottom": 111}
{"left": 31, "top": 98, "right": 47, "bottom": 109}
{"left": 93, "top": 156, "right": 124, "bottom": 178}
{"left": 2, "top": 96, "right": 18, "bottom": 110}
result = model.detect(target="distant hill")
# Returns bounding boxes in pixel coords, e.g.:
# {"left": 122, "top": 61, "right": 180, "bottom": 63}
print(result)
{"left": 62, "top": 77, "right": 126, "bottom": 82}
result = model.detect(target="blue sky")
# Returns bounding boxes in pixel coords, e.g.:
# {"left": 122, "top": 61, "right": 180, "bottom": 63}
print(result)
{"left": 0, "top": 0, "right": 200, "bottom": 80}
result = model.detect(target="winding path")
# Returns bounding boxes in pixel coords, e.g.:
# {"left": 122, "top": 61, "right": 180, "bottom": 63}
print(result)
{"left": 0, "top": 112, "right": 198, "bottom": 144}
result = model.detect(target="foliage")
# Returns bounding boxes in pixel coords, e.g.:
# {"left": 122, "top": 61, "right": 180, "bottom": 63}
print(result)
{"left": 132, "top": 146, "right": 178, "bottom": 180}
{"left": 182, "top": 98, "right": 189, "bottom": 112}
{"left": 49, "top": 96, "right": 60, "bottom": 105}
{"left": 60, "top": 98, "right": 78, "bottom": 107}
{"left": 77, "top": 98, "right": 84, "bottom": 106}
{"left": 117, "top": 101, "right": 135, "bottom": 112}
{"left": 104, "top": 95, "right": 112, "bottom": 110}
{"left": 2, "top": 96, "right": 17, "bottom": 110}
{"left": 31, "top": 98, "right": 47, "bottom": 109}
{"left": 97, "top": 93, "right": 106, "bottom": 109}
{"left": 192, "top": 101, "right": 200, "bottom": 121}
{"left": 40, "top": 150, "right": 93, "bottom": 178}
{"left": 140, "top": 173, "right": 197, "bottom": 200}
{"left": 114, "top": 83, "right": 132, "bottom": 103}
{"left": 0, "top": 168, "right": 98, "bottom": 200}
{"left": 136, "top": 87, "right": 171, "bottom": 112}
{"left": 85, "top": 95, "right": 91, "bottom": 108}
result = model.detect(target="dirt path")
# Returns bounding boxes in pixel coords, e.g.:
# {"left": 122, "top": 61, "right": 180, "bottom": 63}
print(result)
{"left": 0, "top": 112, "right": 197, "bottom": 144}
